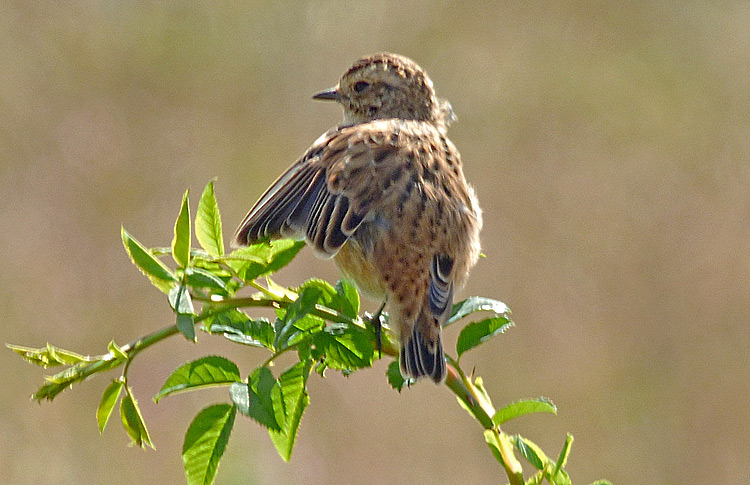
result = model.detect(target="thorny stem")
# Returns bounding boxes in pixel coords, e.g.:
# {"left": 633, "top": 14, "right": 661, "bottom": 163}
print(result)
{"left": 444, "top": 355, "right": 524, "bottom": 484}
{"left": 27, "top": 291, "right": 524, "bottom": 484}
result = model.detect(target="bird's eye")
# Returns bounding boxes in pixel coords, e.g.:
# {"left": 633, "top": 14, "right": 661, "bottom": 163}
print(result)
{"left": 353, "top": 81, "right": 370, "bottom": 93}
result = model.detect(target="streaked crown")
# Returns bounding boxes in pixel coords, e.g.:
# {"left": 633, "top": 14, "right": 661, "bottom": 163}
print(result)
{"left": 314, "top": 53, "right": 454, "bottom": 129}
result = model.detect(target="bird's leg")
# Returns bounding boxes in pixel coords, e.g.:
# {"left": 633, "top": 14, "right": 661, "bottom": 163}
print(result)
{"left": 370, "top": 298, "right": 387, "bottom": 358}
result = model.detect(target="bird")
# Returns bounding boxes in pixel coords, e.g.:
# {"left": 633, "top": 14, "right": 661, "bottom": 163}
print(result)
{"left": 234, "top": 53, "right": 482, "bottom": 383}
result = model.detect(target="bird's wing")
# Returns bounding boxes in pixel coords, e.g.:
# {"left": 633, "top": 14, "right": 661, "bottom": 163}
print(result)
{"left": 234, "top": 121, "right": 410, "bottom": 258}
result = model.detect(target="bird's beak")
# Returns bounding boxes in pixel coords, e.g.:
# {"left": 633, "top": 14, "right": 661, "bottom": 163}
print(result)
{"left": 312, "top": 87, "right": 341, "bottom": 101}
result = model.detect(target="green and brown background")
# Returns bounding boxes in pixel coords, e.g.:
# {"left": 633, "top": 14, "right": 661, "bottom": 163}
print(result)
{"left": 1, "top": 3, "right": 748, "bottom": 484}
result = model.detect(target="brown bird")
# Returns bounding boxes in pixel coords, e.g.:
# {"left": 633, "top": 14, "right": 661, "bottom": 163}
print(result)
{"left": 234, "top": 53, "right": 482, "bottom": 383}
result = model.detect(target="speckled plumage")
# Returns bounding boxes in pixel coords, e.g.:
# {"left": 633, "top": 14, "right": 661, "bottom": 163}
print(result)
{"left": 235, "top": 53, "right": 482, "bottom": 382}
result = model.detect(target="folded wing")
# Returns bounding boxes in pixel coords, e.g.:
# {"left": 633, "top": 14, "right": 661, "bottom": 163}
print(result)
{"left": 234, "top": 122, "right": 405, "bottom": 258}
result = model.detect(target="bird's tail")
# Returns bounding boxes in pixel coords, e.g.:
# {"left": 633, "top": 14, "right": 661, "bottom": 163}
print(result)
{"left": 400, "top": 321, "right": 446, "bottom": 383}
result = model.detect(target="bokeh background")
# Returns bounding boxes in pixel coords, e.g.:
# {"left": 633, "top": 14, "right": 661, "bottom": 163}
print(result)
{"left": 2, "top": 2, "right": 748, "bottom": 484}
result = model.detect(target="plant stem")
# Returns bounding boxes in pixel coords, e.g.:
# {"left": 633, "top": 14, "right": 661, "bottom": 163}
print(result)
{"left": 444, "top": 356, "right": 524, "bottom": 484}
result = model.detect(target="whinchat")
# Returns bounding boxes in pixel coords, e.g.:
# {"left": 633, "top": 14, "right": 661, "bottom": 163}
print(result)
{"left": 235, "top": 53, "right": 482, "bottom": 383}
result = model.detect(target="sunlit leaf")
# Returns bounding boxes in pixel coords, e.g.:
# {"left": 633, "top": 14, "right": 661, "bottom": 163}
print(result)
{"left": 107, "top": 340, "right": 128, "bottom": 361}
{"left": 231, "top": 367, "right": 280, "bottom": 431}
{"left": 298, "top": 279, "right": 336, "bottom": 304}
{"left": 456, "top": 315, "right": 513, "bottom": 358}
{"left": 183, "top": 404, "right": 235, "bottom": 485}
{"left": 492, "top": 397, "right": 557, "bottom": 426}
{"left": 206, "top": 309, "right": 275, "bottom": 350}
{"left": 269, "top": 360, "right": 311, "bottom": 461}
{"left": 224, "top": 239, "right": 305, "bottom": 282}
{"left": 386, "top": 360, "right": 406, "bottom": 392}
{"left": 483, "top": 429, "right": 505, "bottom": 465}
{"left": 513, "top": 435, "right": 550, "bottom": 471}
{"left": 97, "top": 379, "right": 124, "bottom": 433}
{"left": 7, "top": 343, "right": 91, "bottom": 368}
{"left": 121, "top": 227, "right": 178, "bottom": 294}
{"left": 155, "top": 356, "right": 241, "bottom": 403}
{"left": 172, "top": 189, "right": 191, "bottom": 268}
{"left": 311, "top": 327, "right": 373, "bottom": 371}
{"left": 195, "top": 179, "right": 224, "bottom": 257}
{"left": 274, "top": 287, "right": 321, "bottom": 349}
{"left": 120, "top": 387, "right": 154, "bottom": 449}
{"left": 185, "top": 267, "right": 228, "bottom": 292}
{"left": 447, "top": 296, "right": 510, "bottom": 327}
{"left": 553, "top": 433, "right": 574, "bottom": 478}
{"left": 31, "top": 358, "right": 122, "bottom": 402}
{"left": 169, "top": 285, "right": 196, "bottom": 341}
{"left": 334, "top": 279, "right": 359, "bottom": 318}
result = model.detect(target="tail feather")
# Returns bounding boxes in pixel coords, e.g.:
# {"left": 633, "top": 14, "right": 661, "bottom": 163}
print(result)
{"left": 400, "top": 325, "right": 446, "bottom": 383}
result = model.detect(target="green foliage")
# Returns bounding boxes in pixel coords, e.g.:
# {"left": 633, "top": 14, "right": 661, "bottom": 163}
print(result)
{"left": 97, "top": 379, "right": 124, "bottom": 433}
{"left": 183, "top": 404, "right": 235, "bottom": 485}
{"left": 195, "top": 179, "right": 225, "bottom": 257}
{"left": 456, "top": 314, "right": 513, "bottom": 358}
{"left": 268, "top": 360, "right": 311, "bottom": 461}
{"left": 172, "top": 189, "right": 192, "bottom": 268}
{"left": 386, "top": 361, "right": 407, "bottom": 392}
{"left": 8, "top": 180, "right": 607, "bottom": 485}
{"left": 8, "top": 343, "right": 92, "bottom": 367}
{"left": 121, "top": 227, "right": 178, "bottom": 293}
{"left": 236, "top": 366, "right": 280, "bottom": 431}
{"left": 155, "top": 356, "right": 241, "bottom": 403}
{"left": 493, "top": 397, "right": 557, "bottom": 426}
{"left": 120, "top": 385, "right": 154, "bottom": 449}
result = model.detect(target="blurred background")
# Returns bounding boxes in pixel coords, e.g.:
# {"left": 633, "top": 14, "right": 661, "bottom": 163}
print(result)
{"left": 1, "top": 2, "right": 748, "bottom": 484}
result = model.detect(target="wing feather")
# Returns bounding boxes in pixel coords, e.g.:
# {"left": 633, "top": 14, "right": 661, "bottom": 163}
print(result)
{"left": 234, "top": 121, "right": 408, "bottom": 256}
{"left": 428, "top": 254, "right": 454, "bottom": 323}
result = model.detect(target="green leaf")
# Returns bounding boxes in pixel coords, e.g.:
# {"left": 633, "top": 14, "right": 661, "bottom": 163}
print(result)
{"left": 513, "top": 435, "right": 550, "bottom": 471}
{"left": 97, "top": 379, "right": 124, "bottom": 433}
{"left": 483, "top": 429, "right": 505, "bottom": 465}
{"left": 169, "top": 285, "right": 196, "bottom": 341}
{"left": 7, "top": 343, "right": 91, "bottom": 368}
{"left": 492, "top": 397, "right": 557, "bottom": 426}
{"left": 177, "top": 314, "right": 196, "bottom": 342}
{"left": 30, "top": 358, "right": 122, "bottom": 402}
{"left": 447, "top": 296, "right": 510, "bottom": 327}
{"left": 229, "top": 383, "right": 250, "bottom": 416}
{"left": 553, "top": 471, "right": 572, "bottom": 485}
{"left": 169, "top": 285, "right": 194, "bottom": 314}
{"left": 172, "top": 189, "right": 191, "bottom": 268}
{"left": 155, "top": 356, "right": 241, "bottom": 403}
{"left": 472, "top": 376, "right": 495, "bottom": 410}
{"left": 311, "top": 327, "right": 373, "bottom": 371}
{"left": 269, "top": 360, "right": 311, "bottom": 461}
{"left": 195, "top": 179, "right": 225, "bottom": 257}
{"left": 183, "top": 404, "right": 235, "bottom": 485}
{"left": 231, "top": 367, "right": 280, "bottom": 431}
{"left": 456, "top": 315, "right": 513, "bottom": 358}
{"left": 120, "top": 387, "right": 154, "bottom": 449}
{"left": 224, "top": 239, "right": 305, "bottom": 282}
{"left": 206, "top": 309, "right": 275, "bottom": 350}
{"left": 589, "top": 481, "right": 613, "bottom": 485}
{"left": 386, "top": 360, "right": 406, "bottom": 392}
{"left": 107, "top": 340, "right": 128, "bottom": 361}
{"left": 184, "top": 267, "right": 229, "bottom": 293}
{"left": 274, "top": 287, "right": 322, "bottom": 349}
{"left": 553, "top": 433, "right": 574, "bottom": 478}
{"left": 121, "top": 227, "right": 178, "bottom": 294}
{"left": 298, "top": 279, "right": 337, "bottom": 304}
{"left": 334, "top": 279, "right": 360, "bottom": 318}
